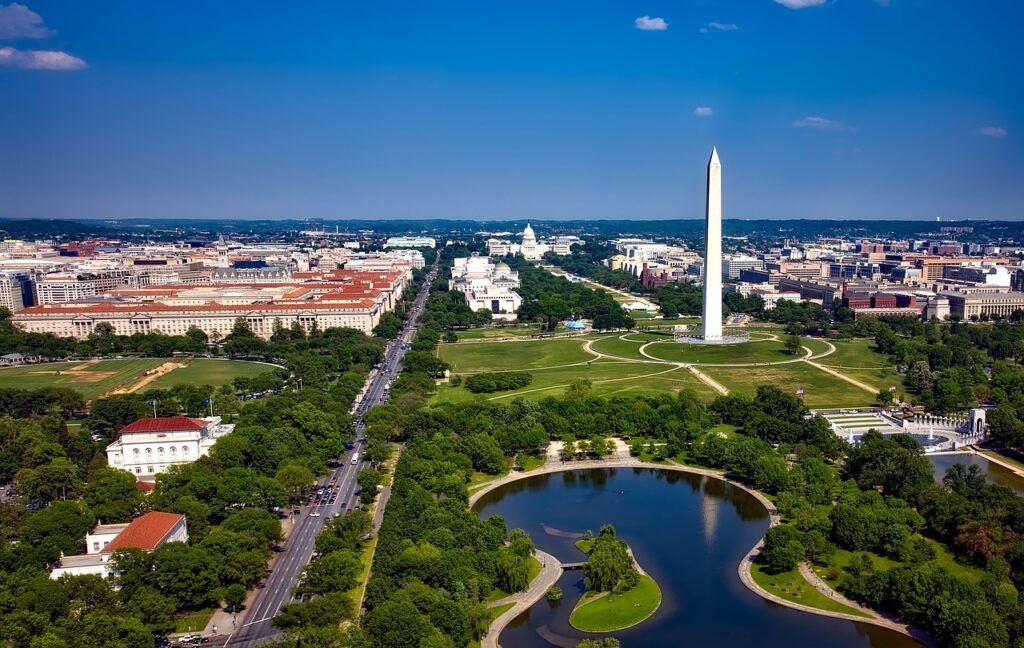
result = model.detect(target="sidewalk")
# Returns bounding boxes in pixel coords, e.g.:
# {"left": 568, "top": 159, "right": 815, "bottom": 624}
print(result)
{"left": 204, "top": 511, "right": 300, "bottom": 637}
{"left": 481, "top": 549, "right": 562, "bottom": 648}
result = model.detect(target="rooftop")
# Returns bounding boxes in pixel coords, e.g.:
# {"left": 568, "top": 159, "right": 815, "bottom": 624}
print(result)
{"left": 102, "top": 511, "right": 185, "bottom": 553}
{"left": 119, "top": 416, "right": 206, "bottom": 435}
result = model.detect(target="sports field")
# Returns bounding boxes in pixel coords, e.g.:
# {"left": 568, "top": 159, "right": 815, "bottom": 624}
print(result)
{"left": 145, "top": 359, "right": 278, "bottom": 390}
{"left": 0, "top": 358, "right": 167, "bottom": 400}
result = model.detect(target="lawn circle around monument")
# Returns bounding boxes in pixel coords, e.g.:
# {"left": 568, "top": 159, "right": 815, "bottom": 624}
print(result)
{"left": 432, "top": 328, "right": 884, "bottom": 408}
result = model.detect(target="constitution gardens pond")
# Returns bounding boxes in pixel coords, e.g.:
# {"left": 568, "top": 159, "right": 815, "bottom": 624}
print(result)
{"left": 474, "top": 468, "right": 921, "bottom": 648}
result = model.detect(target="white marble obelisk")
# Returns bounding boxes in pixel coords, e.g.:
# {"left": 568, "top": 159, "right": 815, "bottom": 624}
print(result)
{"left": 702, "top": 147, "right": 723, "bottom": 341}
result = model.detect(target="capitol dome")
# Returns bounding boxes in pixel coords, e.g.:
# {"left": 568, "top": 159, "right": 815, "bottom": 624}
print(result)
{"left": 522, "top": 223, "right": 536, "bottom": 241}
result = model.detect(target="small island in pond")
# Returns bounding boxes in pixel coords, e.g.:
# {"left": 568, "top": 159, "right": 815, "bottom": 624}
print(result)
{"left": 569, "top": 525, "right": 663, "bottom": 632}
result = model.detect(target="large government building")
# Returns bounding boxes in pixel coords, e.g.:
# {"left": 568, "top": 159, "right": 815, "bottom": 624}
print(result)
{"left": 13, "top": 268, "right": 407, "bottom": 339}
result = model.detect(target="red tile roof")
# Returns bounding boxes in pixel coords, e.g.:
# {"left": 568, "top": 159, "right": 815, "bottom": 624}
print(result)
{"left": 134, "top": 481, "right": 155, "bottom": 493}
{"left": 119, "top": 416, "right": 206, "bottom": 434}
{"left": 103, "top": 511, "right": 185, "bottom": 553}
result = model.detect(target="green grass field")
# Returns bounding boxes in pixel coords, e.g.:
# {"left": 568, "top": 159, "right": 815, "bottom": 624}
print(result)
{"left": 435, "top": 360, "right": 716, "bottom": 403}
{"left": 820, "top": 338, "right": 892, "bottom": 368}
{"left": 0, "top": 358, "right": 168, "bottom": 400}
{"left": 750, "top": 564, "right": 870, "bottom": 618}
{"left": 642, "top": 337, "right": 793, "bottom": 365}
{"left": 813, "top": 538, "right": 986, "bottom": 589}
{"left": 800, "top": 337, "right": 835, "bottom": 358}
{"left": 588, "top": 334, "right": 661, "bottom": 360}
{"left": 569, "top": 573, "right": 662, "bottom": 632}
{"left": 173, "top": 608, "right": 215, "bottom": 634}
{"left": 145, "top": 358, "right": 277, "bottom": 390}
{"left": 703, "top": 363, "right": 876, "bottom": 408}
{"left": 453, "top": 326, "right": 545, "bottom": 340}
{"left": 438, "top": 338, "right": 594, "bottom": 373}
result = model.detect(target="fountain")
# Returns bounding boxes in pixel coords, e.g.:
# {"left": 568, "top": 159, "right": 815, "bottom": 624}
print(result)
{"left": 928, "top": 426, "right": 934, "bottom": 441}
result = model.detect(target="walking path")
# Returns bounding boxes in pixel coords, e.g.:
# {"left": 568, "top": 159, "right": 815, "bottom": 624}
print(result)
{"left": 470, "top": 452, "right": 928, "bottom": 647}
{"left": 804, "top": 359, "right": 879, "bottom": 395}
{"left": 687, "top": 365, "right": 729, "bottom": 395}
{"left": 481, "top": 549, "right": 562, "bottom": 648}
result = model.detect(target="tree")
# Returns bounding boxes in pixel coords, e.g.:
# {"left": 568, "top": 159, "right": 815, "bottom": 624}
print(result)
{"left": 276, "top": 463, "right": 315, "bottom": 502}
{"left": 84, "top": 467, "right": 143, "bottom": 523}
{"left": 221, "top": 583, "right": 246, "bottom": 612}
{"left": 759, "top": 525, "right": 804, "bottom": 574}
{"left": 372, "top": 313, "right": 403, "bottom": 339}
{"left": 302, "top": 550, "right": 362, "bottom": 594}
{"left": 357, "top": 468, "right": 382, "bottom": 505}
{"left": 582, "top": 525, "right": 638, "bottom": 592}
{"left": 508, "top": 528, "right": 535, "bottom": 557}
{"left": 784, "top": 334, "right": 802, "bottom": 355}
{"left": 185, "top": 326, "right": 209, "bottom": 347}
{"left": 19, "top": 500, "right": 95, "bottom": 557}
{"left": 365, "top": 599, "right": 430, "bottom": 648}
{"left": 495, "top": 549, "right": 530, "bottom": 593}
{"left": 150, "top": 542, "right": 220, "bottom": 608}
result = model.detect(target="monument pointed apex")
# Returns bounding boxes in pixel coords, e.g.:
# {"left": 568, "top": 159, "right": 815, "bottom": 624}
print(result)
{"left": 709, "top": 147, "right": 720, "bottom": 164}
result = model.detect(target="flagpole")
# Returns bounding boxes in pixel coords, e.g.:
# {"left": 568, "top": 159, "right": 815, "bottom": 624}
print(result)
{"left": 151, "top": 400, "right": 157, "bottom": 417}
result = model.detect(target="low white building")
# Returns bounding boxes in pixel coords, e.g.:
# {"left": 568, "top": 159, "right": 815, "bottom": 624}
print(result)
{"left": 50, "top": 512, "right": 188, "bottom": 579}
{"left": 384, "top": 236, "right": 435, "bottom": 249}
{"left": 106, "top": 416, "right": 234, "bottom": 477}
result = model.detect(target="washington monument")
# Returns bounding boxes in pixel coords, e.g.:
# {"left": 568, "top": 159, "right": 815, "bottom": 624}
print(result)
{"left": 702, "top": 147, "right": 723, "bottom": 341}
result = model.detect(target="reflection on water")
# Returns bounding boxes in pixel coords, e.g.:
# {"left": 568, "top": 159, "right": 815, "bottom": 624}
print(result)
{"left": 928, "top": 453, "right": 1024, "bottom": 494}
{"left": 476, "top": 467, "right": 921, "bottom": 648}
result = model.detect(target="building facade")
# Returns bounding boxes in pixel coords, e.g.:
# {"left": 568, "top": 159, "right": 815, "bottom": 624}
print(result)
{"left": 106, "top": 416, "right": 234, "bottom": 477}
{"left": 50, "top": 512, "right": 188, "bottom": 579}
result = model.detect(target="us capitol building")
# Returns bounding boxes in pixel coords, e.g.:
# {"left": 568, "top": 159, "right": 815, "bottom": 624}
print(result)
{"left": 486, "top": 223, "right": 580, "bottom": 261}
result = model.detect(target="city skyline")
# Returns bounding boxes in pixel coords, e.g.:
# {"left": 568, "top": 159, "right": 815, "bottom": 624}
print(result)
{"left": 1, "top": 1, "right": 1022, "bottom": 221}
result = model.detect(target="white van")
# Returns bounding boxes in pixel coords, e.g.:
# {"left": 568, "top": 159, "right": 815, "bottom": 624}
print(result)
{"left": 351, "top": 453, "right": 359, "bottom": 465}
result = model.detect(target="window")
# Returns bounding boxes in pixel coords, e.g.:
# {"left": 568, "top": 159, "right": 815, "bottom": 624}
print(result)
{"left": 182, "top": 446, "right": 189, "bottom": 457}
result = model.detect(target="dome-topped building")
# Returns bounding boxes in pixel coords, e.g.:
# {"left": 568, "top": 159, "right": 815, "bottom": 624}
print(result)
{"left": 485, "top": 223, "right": 581, "bottom": 260}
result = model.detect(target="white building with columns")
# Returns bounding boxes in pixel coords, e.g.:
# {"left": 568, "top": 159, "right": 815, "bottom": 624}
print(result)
{"left": 106, "top": 416, "right": 234, "bottom": 477}
{"left": 487, "top": 224, "right": 579, "bottom": 261}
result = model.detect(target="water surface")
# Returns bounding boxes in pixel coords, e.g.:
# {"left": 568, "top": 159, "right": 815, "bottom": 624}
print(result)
{"left": 475, "top": 468, "right": 921, "bottom": 648}
{"left": 928, "top": 453, "right": 1024, "bottom": 494}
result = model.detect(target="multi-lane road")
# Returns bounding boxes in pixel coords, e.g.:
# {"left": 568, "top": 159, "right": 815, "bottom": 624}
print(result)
{"left": 225, "top": 260, "right": 437, "bottom": 647}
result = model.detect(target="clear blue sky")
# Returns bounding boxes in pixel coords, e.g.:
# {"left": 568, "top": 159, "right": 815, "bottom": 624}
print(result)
{"left": 0, "top": 0, "right": 1021, "bottom": 221}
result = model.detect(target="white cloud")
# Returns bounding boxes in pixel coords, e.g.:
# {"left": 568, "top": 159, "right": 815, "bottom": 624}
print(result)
{"left": 0, "top": 3, "right": 51, "bottom": 39}
{"left": 773, "top": 0, "right": 828, "bottom": 8}
{"left": 705, "top": 22, "right": 738, "bottom": 32}
{"left": 793, "top": 116, "right": 851, "bottom": 131}
{"left": 693, "top": 106, "right": 714, "bottom": 117}
{"left": 0, "top": 46, "right": 86, "bottom": 70}
{"left": 980, "top": 126, "right": 1008, "bottom": 138}
{"left": 635, "top": 16, "right": 668, "bottom": 31}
